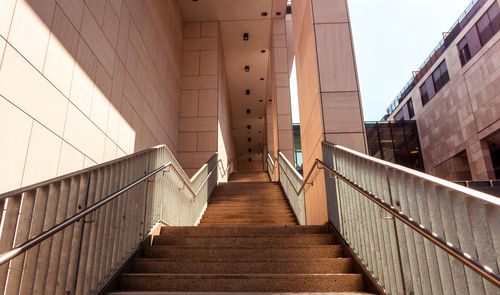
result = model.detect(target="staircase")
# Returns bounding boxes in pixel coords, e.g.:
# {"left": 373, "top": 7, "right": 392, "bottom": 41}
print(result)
{"left": 107, "top": 172, "right": 374, "bottom": 294}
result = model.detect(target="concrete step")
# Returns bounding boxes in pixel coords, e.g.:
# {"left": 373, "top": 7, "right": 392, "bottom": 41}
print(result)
{"left": 151, "top": 234, "right": 336, "bottom": 246}
{"left": 160, "top": 226, "right": 329, "bottom": 236}
{"left": 199, "top": 222, "right": 299, "bottom": 226}
{"left": 131, "top": 258, "right": 353, "bottom": 274}
{"left": 108, "top": 292, "right": 375, "bottom": 295}
{"left": 143, "top": 245, "right": 344, "bottom": 259}
{"left": 199, "top": 219, "right": 298, "bottom": 224}
{"left": 118, "top": 273, "right": 365, "bottom": 292}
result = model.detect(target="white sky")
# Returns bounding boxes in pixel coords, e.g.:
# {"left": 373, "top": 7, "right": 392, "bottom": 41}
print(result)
{"left": 290, "top": 0, "right": 475, "bottom": 122}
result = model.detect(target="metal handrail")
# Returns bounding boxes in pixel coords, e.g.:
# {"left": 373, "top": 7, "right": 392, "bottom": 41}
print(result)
{"left": 315, "top": 157, "right": 500, "bottom": 288}
{"left": 275, "top": 152, "right": 320, "bottom": 197}
{"left": 217, "top": 159, "right": 231, "bottom": 178}
{"left": 267, "top": 153, "right": 276, "bottom": 173}
{"left": 0, "top": 145, "right": 165, "bottom": 200}
{"left": 0, "top": 155, "right": 218, "bottom": 267}
{"left": 323, "top": 141, "right": 500, "bottom": 205}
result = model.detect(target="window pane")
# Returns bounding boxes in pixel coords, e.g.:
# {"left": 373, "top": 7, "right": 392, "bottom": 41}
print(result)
{"left": 477, "top": 13, "right": 494, "bottom": 45}
{"left": 408, "top": 99, "right": 415, "bottom": 118}
{"left": 420, "top": 84, "right": 429, "bottom": 105}
{"left": 488, "top": 3, "right": 500, "bottom": 33}
{"left": 425, "top": 75, "right": 436, "bottom": 98}
{"left": 466, "top": 26, "right": 482, "bottom": 57}
{"left": 433, "top": 67, "right": 442, "bottom": 91}
{"left": 440, "top": 61, "right": 450, "bottom": 85}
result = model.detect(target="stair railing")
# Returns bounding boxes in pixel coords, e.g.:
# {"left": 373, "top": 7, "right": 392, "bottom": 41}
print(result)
{"left": 266, "top": 153, "right": 277, "bottom": 182}
{"left": 319, "top": 141, "right": 500, "bottom": 294}
{"left": 267, "top": 152, "right": 306, "bottom": 225}
{"left": 0, "top": 145, "right": 218, "bottom": 295}
{"left": 217, "top": 158, "right": 231, "bottom": 181}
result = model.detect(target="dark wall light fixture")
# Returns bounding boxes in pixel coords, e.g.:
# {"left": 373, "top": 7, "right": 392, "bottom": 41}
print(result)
{"left": 248, "top": 148, "right": 252, "bottom": 153}
{"left": 260, "top": 49, "right": 266, "bottom": 53}
{"left": 245, "top": 89, "right": 251, "bottom": 95}
{"left": 261, "top": 12, "right": 268, "bottom": 17}
{"left": 248, "top": 138, "right": 252, "bottom": 142}
{"left": 260, "top": 78, "right": 264, "bottom": 81}
{"left": 246, "top": 109, "right": 251, "bottom": 114}
{"left": 247, "top": 125, "right": 251, "bottom": 129}
{"left": 243, "top": 33, "right": 249, "bottom": 41}
{"left": 259, "top": 99, "right": 263, "bottom": 102}
{"left": 244, "top": 65, "right": 250, "bottom": 72}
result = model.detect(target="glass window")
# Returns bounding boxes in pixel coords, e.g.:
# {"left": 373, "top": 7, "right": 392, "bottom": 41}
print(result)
{"left": 407, "top": 99, "right": 415, "bottom": 118}
{"left": 433, "top": 66, "right": 443, "bottom": 91}
{"left": 420, "top": 83, "right": 429, "bottom": 106}
{"left": 488, "top": 2, "right": 500, "bottom": 33}
{"left": 458, "top": 37, "right": 472, "bottom": 65}
{"left": 439, "top": 61, "right": 449, "bottom": 85}
{"left": 477, "top": 13, "right": 494, "bottom": 45}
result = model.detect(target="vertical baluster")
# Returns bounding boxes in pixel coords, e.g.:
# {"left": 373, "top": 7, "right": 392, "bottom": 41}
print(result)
{"left": 391, "top": 170, "right": 415, "bottom": 294}
{"left": 371, "top": 164, "right": 390, "bottom": 291}
{"left": 484, "top": 203, "right": 500, "bottom": 277}
{"left": 64, "top": 173, "right": 89, "bottom": 295}
{"left": 425, "top": 184, "right": 455, "bottom": 295}
{"left": 91, "top": 166, "right": 112, "bottom": 291}
{"left": 105, "top": 162, "right": 121, "bottom": 276}
{"left": 466, "top": 198, "right": 498, "bottom": 295}
{"left": 380, "top": 167, "right": 404, "bottom": 294}
{"left": 406, "top": 177, "right": 433, "bottom": 294}
{"left": 19, "top": 186, "right": 49, "bottom": 294}
{"left": 75, "top": 170, "right": 98, "bottom": 295}
{"left": 412, "top": 180, "right": 443, "bottom": 294}
{"left": 366, "top": 161, "right": 385, "bottom": 286}
{"left": 398, "top": 173, "right": 425, "bottom": 294}
{"left": 450, "top": 191, "right": 484, "bottom": 294}
{"left": 113, "top": 160, "right": 128, "bottom": 269}
{"left": 44, "top": 179, "right": 72, "bottom": 294}
{"left": 82, "top": 168, "right": 106, "bottom": 295}
{"left": 0, "top": 194, "right": 24, "bottom": 294}
{"left": 436, "top": 188, "right": 468, "bottom": 294}
{"left": 56, "top": 175, "right": 85, "bottom": 295}
{"left": 122, "top": 158, "right": 134, "bottom": 258}
{"left": 359, "top": 158, "right": 378, "bottom": 283}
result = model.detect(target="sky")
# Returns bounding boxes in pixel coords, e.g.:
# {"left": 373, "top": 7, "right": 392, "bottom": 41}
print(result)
{"left": 290, "top": 0, "right": 475, "bottom": 123}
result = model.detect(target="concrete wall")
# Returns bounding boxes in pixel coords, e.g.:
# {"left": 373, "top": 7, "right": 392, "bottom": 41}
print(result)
{"left": 179, "top": 21, "right": 235, "bottom": 177}
{"left": 0, "top": 0, "right": 183, "bottom": 194}
{"left": 388, "top": 0, "right": 500, "bottom": 181}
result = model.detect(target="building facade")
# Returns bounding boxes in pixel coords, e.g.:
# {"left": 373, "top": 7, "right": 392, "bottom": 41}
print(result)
{"left": 386, "top": 0, "right": 500, "bottom": 181}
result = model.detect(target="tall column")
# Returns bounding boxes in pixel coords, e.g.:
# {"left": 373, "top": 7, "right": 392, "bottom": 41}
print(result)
{"left": 269, "top": 15, "right": 294, "bottom": 166}
{"left": 467, "top": 140, "right": 496, "bottom": 180}
{"left": 292, "top": 0, "right": 367, "bottom": 224}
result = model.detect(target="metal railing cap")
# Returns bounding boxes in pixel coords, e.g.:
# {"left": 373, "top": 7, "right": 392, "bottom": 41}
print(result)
{"left": 323, "top": 141, "right": 500, "bottom": 206}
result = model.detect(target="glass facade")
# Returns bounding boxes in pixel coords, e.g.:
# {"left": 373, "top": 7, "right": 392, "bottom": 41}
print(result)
{"left": 366, "top": 121, "right": 424, "bottom": 171}
{"left": 292, "top": 123, "right": 303, "bottom": 174}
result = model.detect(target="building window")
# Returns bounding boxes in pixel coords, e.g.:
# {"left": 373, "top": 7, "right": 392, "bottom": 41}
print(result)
{"left": 420, "top": 61, "right": 448, "bottom": 106}
{"left": 458, "top": 37, "right": 472, "bottom": 65}
{"left": 432, "top": 61, "right": 450, "bottom": 93}
{"left": 407, "top": 99, "right": 415, "bottom": 118}
{"left": 394, "top": 98, "right": 415, "bottom": 121}
{"left": 457, "top": 2, "right": 499, "bottom": 66}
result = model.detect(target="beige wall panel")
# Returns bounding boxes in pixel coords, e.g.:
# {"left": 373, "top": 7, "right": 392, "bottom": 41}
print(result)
{"left": 184, "top": 22, "right": 201, "bottom": 39}
{"left": 198, "top": 89, "right": 218, "bottom": 116}
{"left": 80, "top": 6, "right": 115, "bottom": 75}
{"left": 69, "top": 38, "right": 98, "bottom": 117}
{"left": 184, "top": 38, "right": 219, "bottom": 51}
{"left": 0, "top": 96, "right": 33, "bottom": 193}
{"left": 182, "top": 51, "right": 200, "bottom": 76}
{"left": 197, "top": 132, "right": 218, "bottom": 152}
{"left": 102, "top": 1, "right": 119, "bottom": 45}
{"left": 314, "top": 23, "right": 358, "bottom": 92}
{"left": 0, "top": 0, "right": 16, "bottom": 38}
{"left": 322, "top": 92, "right": 364, "bottom": 133}
{"left": 22, "top": 122, "right": 63, "bottom": 187}
{"left": 201, "top": 22, "right": 218, "bottom": 38}
{"left": 182, "top": 76, "right": 218, "bottom": 90}
{"left": 181, "top": 90, "right": 199, "bottom": 117}
{"left": 325, "top": 133, "right": 366, "bottom": 153}
{"left": 0, "top": 45, "right": 69, "bottom": 137}
{"left": 43, "top": 5, "right": 79, "bottom": 97}
{"left": 200, "top": 50, "right": 218, "bottom": 75}
{"left": 179, "top": 117, "right": 218, "bottom": 133}
{"left": 311, "top": 0, "right": 348, "bottom": 24}
{"left": 179, "top": 132, "right": 198, "bottom": 152}
{"left": 57, "top": 141, "right": 85, "bottom": 176}
{"left": 8, "top": 0, "right": 55, "bottom": 71}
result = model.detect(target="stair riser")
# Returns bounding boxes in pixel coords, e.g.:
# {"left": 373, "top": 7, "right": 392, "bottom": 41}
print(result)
{"left": 132, "top": 259, "right": 353, "bottom": 274}
{"left": 160, "top": 226, "right": 329, "bottom": 236}
{"left": 152, "top": 235, "right": 336, "bottom": 246}
{"left": 143, "top": 246, "right": 343, "bottom": 259}
{"left": 119, "top": 274, "right": 364, "bottom": 292}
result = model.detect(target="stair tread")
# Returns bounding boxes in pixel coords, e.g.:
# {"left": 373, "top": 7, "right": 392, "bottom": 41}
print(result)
{"left": 108, "top": 292, "right": 375, "bottom": 295}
